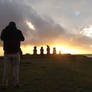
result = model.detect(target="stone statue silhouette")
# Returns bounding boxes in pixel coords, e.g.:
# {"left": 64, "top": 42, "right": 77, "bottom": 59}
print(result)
{"left": 40, "top": 47, "right": 44, "bottom": 55}
{"left": 53, "top": 47, "right": 56, "bottom": 55}
{"left": 33, "top": 46, "right": 37, "bottom": 55}
{"left": 47, "top": 45, "right": 50, "bottom": 55}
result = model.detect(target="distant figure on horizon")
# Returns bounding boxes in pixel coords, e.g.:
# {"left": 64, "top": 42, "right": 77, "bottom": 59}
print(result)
{"left": 40, "top": 47, "right": 44, "bottom": 55}
{"left": 33, "top": 46, "right": 37, "bottom": 55}
{"left": 53, "top": 47, "right": 56, "bottom": 55}
{"left": 47, "top": 45, "right": 50, "bottom": 55}
{"left": 0, "top": 21, "right": 25, "bottom": 88}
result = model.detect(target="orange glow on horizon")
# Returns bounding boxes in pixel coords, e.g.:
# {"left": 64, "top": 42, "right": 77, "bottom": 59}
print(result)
{"left": 20, "top": 45, "right": 89, "bottom": 55}
{"left": 55, "top": 46, "right": 78, "bottom": 54}
{"left": 0, "top": 44, "right": 91, "bottom": 56}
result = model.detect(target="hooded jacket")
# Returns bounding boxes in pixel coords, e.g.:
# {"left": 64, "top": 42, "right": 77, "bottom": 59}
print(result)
{"left": 1, "top": 24, "right": 24, "bottom": 54}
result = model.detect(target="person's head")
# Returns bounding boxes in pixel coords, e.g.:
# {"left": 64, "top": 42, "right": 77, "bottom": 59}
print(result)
{"left": 9, "top": 21, "right": 16, "bottom": 27}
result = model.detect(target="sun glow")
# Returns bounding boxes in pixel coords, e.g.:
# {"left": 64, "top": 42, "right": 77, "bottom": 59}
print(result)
{"left": 0, "top": 47, "right": 4, "bottom": 56}
{"left": 26, "top": 20, "right": 35, "bottom": 31}
{"left": 54, "top": 46, "right": 79, "bottom": 54}
{"left": 0, "top": 45, "right": 90, "bottom": 56}
{"left": 21, "top": 45, "right": 33, "bottom": 54}
{"left": 21, "top": 45, "right": 83, "bottom": 55}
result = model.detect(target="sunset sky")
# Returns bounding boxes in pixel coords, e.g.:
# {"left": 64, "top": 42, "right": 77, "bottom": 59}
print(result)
{"left": 0, "top": 0, "right": 92, "bottom": 55}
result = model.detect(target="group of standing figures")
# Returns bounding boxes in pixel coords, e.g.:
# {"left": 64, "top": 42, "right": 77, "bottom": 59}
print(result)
{"left": 33, "top": 45, "right": 61, "bottom": 55}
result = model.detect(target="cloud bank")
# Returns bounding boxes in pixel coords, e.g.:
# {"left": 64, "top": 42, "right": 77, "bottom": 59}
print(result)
{"left": 0, "top": 0, "right": 92, "bottom": 53}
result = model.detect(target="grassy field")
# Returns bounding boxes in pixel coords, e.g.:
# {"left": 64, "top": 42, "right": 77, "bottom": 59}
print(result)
{"left": 0, "top": 55, "right": 92, "bottom": 92}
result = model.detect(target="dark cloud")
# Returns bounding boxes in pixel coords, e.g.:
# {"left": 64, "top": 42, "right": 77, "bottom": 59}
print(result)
{"left": 0, "top": 0, "right": 65, "bottom": 46}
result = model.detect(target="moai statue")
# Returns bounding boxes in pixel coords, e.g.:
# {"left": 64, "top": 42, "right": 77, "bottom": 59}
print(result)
{"left": 33, "top": 46, "right": 37, "bottom": 55}
{"left": 47, "top": 45, "right": 50, "bottom": 55}
{"left": 53, "top": 47, "right": 56, "bottom": 55}
{"left": 59, "top": 50, "right": 61, "bottom": 55}
{"left": 40, "top": 47, "right": 44, "bottom": 55}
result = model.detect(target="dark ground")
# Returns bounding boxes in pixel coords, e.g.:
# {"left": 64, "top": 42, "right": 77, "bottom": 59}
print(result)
{"left": 0, "top": 55, "right": 92, "bottom": 92}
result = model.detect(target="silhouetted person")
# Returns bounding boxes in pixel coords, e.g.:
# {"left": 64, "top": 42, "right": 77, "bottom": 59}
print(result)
{"left": 33, "top": 46, "right": 37, "bottom": 55}
{"left": 53, "top": 47, "right": 56, "bottom": 55}
{"left": 40, "top": 47, "right": 44, "bottom": 55}
{"left": 47, "top": 45, "right": 50, "bottom": 55}
{"left": 0, "top": 21, "right": 25, "bottom": 88}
